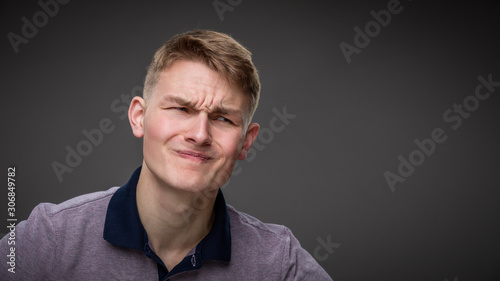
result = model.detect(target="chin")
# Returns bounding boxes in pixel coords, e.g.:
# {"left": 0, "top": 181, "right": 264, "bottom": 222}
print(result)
{"left": 156, "top": 163, "right": 231, "bottom": 193}
{"left": 168, "top": 175, "right": 219, "bottom": 193}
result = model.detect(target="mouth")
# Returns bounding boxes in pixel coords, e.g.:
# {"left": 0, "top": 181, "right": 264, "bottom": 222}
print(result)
{"left": 176, "top": 150, "right": 213, "bottom": 162}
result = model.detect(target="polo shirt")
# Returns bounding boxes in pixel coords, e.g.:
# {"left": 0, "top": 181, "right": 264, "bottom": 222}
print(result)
{"left": 0, "top": 166, "right": 333, "bottom": 280}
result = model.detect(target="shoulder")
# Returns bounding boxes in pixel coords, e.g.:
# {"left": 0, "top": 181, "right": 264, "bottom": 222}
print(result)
{"left": 37, "top": 186, "right": 120, "bottom": 217}
{"left": 226, "top": 204, "right": 333, "bottom": 281}
{"left": 0, "top": 187, "right": 122, "bottom": 279}
{"left": 23, "top": 186, "right": 120, "bottom": 240}
{"left": 224, "top": 205, "right": 291, "bottom": 279}
{"left": 227, "top": 204, "right": 291, "bottom": 239}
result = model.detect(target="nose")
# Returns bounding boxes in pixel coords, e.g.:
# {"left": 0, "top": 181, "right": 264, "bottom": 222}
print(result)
{"left": 185, "top": 114, "right": 212, "bottom": 146}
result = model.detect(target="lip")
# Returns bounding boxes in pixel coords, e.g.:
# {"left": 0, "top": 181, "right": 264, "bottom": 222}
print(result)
{"left": 176, "top": 150, "right": 213, "bottom": 162}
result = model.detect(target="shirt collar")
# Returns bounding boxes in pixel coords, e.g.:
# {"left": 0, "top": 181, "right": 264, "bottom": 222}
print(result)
{"left": 103, "top": 166, "right": 231, "bottom": 262}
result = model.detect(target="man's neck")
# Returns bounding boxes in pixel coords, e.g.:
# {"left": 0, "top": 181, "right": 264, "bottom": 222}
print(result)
{"left": 136, "top": 166, "right": 217, "bottom": 270}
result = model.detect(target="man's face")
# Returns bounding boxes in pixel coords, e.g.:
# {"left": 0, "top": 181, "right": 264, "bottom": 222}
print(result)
{"left": 129, "top": 60, "right": 259, "bottom": 193}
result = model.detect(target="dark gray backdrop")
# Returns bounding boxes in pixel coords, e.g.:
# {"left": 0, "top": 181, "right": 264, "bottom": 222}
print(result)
{"left": 2, "top": 0, "right": 499, "bottom": 280}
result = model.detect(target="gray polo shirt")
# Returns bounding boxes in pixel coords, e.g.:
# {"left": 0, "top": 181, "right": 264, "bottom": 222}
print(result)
{"left": 1, "top": 167, "right": 332, "bottom": 280}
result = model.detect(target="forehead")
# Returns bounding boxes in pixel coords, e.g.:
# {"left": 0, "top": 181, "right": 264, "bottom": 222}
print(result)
{"left": 162, "top": 60, "right": 226, "bottom": 88}
{"left": 152, "top": 60, "right": 249, "bottom": 112}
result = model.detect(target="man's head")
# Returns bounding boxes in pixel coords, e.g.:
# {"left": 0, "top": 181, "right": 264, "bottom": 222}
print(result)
{"left": 143, "top": 29, "right": 260, "bottom": 123}
{"left": 129, "top": 30, "right": 260, "bottom": 193}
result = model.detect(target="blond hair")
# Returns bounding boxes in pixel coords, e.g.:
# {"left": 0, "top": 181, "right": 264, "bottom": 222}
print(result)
{"left": 143, "top": 30, "right": 260, "bottom": 120}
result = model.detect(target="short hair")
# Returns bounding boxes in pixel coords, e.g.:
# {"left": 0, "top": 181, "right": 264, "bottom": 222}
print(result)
{"left": 143, "top": 30, "right": 261, "bottom": 121}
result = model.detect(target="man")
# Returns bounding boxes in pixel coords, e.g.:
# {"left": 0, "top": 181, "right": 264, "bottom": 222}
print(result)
{"left": 1, "top": 30, "right": 332, "bottom": 280}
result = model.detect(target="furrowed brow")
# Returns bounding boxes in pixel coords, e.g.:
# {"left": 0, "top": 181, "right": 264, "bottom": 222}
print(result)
{"left": 212, "top": 106, "right": 241, "bottom": 117}
{"left": 161, "top": 94, "right": 243, "bottom": 118}
{"left": 161, "top": 95, "right": 196, "bottom": 107}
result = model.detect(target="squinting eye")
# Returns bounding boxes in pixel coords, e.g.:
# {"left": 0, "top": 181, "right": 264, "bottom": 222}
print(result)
{"left": 216, "top": 116, "right": 232, "bottom": 123}
{"left": 176, "top": 107, "right": 188, "bottom": 112}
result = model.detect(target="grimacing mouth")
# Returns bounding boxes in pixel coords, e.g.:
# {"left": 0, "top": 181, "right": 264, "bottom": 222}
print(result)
{"left": 175, "top": 149, "right": 214, "bottom": 162}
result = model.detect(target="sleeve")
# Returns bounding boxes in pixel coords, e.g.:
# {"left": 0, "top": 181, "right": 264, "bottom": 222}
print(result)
{"left": 280, "top": 227, "right": 333, "bottom": 281}
{"left": 0, "top": 203, "right": 58, "bottom": 281}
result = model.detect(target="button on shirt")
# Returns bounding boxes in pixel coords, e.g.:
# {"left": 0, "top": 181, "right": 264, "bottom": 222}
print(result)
{"left": 0, "top": 167, "right": 333, "bottom": 280}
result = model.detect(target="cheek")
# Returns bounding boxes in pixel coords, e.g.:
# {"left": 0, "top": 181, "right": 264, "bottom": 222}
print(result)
{"left": 144, "top": 113, "right": 178, "bottom": 142}
{"left": 217, "top": 132, "right": 244, "bottom": 158}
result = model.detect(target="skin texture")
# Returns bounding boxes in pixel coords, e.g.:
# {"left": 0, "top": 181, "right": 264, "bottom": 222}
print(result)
{"left": 128, "top": 60, "right": 259, "bottom": 270}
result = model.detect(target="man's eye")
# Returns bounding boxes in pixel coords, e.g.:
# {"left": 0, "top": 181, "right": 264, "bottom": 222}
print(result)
{"left": 216, "top": 116, "right": 232, "bottom": 123}
{"left": 175, "top": 107, "right": 188, "bottom": 112}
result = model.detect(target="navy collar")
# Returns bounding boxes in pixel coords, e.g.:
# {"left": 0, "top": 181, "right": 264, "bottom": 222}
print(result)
{"left": 103, "top": 166, "right": 231, "bottom": 262}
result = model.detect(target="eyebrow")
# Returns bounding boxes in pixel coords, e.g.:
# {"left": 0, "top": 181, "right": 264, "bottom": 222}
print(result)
{"left": 161, "top": 95, "right": 242, "bottom": 117}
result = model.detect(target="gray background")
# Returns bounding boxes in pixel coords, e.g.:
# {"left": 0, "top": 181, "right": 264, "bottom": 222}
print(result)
{"left": 2, "top": 0, "right": 499, "bottom": 280}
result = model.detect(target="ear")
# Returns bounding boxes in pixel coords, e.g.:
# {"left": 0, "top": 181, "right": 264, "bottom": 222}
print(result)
{"left": 128, "top": 96, "right": 146, "bottom": 138}
{"left": 238, "top": 123, "right": 260, "bottom": 160}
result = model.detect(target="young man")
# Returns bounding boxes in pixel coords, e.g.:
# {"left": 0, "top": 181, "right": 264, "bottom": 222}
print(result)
{"left": 1, "top": 30, "right": 332, "bottom": 280}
